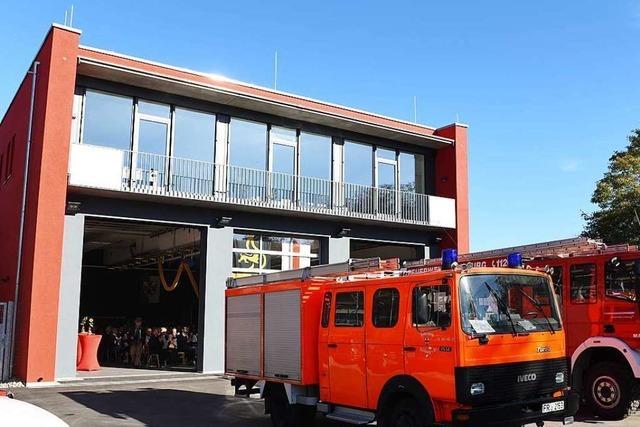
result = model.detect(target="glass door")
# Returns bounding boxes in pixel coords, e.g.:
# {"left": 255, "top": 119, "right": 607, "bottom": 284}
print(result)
{"left": 269, "top": 126, "right": 297, "bottom": 204}
{"left": 375, "top": 148, "right": 398, "bottom": 216}
{"left": 132, "top": 101, "right": 171, "bottom": 190}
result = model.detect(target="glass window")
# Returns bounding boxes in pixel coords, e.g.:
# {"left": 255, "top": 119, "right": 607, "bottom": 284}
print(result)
{"left": 231, "top": 232, "right": 321, "bottom": 276}
{"left": 413, "top": 285, "right": 451, "bottom": 328}
{"left": 270, "top": 126, "right": 296, "bottom": 145}
{"left": 459, "top": 274, "right": 561, "bottom": 335}
{"left": 321, "top": 292, "right": 332, "bottom": 328}
{"left": 173, "top": 108, "right": 215, "bottom": 162}
{"left": 377, "top": 148, "right": 396, "bottom": 161}
{"left": 344, "top": 141, "right": 372, "bottom": 186}
{"left": 229, "top": 118, "right": 267, "bottom": 170}
{"left": 399, "top": 152, "right": 425, "bottom": 193}
{"left": 335, "top": 291, "right": 364, "bottom": 327}
{"left": 82, "top": 90, "right": 133, "bottom": 150}
{"left": 570, "top": 264, "right": 597, "bottom": 304}
{"left": 549, "top": 266, "right": 563, "bottom": 306}
{"left": 372, "top": 288, "right": 400, "bottom": 328}
{"left": 300, "top": 132, "right": 331, "bottom": 179}
{"left": 6, "top": 136, "right": 14, "bottom": 179}
{"left": 605, "top": 258, "right": 639, "bottom": 302}
{"left": 138, "top": 100, "right": 170, "bottom": 118}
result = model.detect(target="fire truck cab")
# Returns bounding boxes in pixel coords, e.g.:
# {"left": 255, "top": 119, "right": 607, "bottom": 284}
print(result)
{"left": 409, "top": 237, "right": 640, "bottom": 420}
{"left": 225, "top": 255, "right": 578, "bottom": 426}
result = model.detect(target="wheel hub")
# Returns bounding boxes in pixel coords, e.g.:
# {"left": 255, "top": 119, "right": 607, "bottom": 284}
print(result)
{"left": 593, "top": 375, "right": 621, "bottom": 408}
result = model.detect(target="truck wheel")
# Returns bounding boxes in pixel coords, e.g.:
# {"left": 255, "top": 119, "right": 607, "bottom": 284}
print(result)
{"left": 266, "top": 383, "right": 315, "bottom": 427}
{"left": 385, "top": 397, "right": 433, "bottom": 427}
{"left": 585, "top": 362, "right": 637, "bottom": 420}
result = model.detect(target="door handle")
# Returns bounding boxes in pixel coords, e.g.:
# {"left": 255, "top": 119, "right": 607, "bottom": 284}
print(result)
{"left": 403, "top": 346, "right": 416, "bottom": 352}
{"left": 328, "top": 343, "right": 338, "bottom": 348}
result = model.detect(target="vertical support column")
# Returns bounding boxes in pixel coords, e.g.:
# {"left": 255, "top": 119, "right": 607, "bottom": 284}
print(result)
{"left": 54, "top": 214, "right": 84, "bottom": 380}
{"left": 433, "top": 123, "right": 469, "bottom": 253}
{"left": 331, "top": 137, "right": 344, "bottom": 208}
{"left": 197, "top": 226, "right": 233, "bottom": 373}
{"left": 327, "top": 237, "right": 351, "bottom": 264}
{"left": 214, "top": 115, "right": 229, "bottom": 196}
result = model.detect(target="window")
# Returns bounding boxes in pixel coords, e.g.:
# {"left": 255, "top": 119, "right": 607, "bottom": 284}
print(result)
{"left": 5, "top": 136, "right": 14, "bottom": 180}
{"left": 335, "top": 291, "right": 364, "bottom": 327}
{"left": 299, "top": 132, "right": 332, "bottom": 208}
{"left": 570, "top": 263, "right": 597, "bottom": 304}
{"left": 413, "top": 285, "right": 451, "bottom": 328}
{"left": 232, "top": 232, "right": 320, "bottom": 277}
{"left": 399, "top": 152, "right": 425, "bottom": 193}
{"left": 372, "top": 288, "right": 400, "bottom": 328}
{"left": 228, "top": 118, "right": 267, "bottom": 169}
{"left": 82, "top": 90, "right": 133, "bottom": 150}
{"left": 321, "top": 292, "right": 332, "bottom": 328}
{"left": 0, "top": 152, "right": 3, "bottom": 183}
{"left": 344, "top": 141, "right": 373, "bottom": 186}
{"left": 605, "top": 258, "right": 639, "bottom": 302}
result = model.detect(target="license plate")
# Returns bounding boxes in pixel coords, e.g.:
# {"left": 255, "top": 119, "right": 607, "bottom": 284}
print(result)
{"left": 542, "top": 400, "right": 565, "bottom": 413}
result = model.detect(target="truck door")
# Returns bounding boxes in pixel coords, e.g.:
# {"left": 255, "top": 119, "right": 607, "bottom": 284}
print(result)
{"left": 404, "top": 280, "right": 456, "bottom": 404}
{"left": 566, "top": 262, "right": 600, "bottom": 354}
{"left": 328, "top": 287, "right": 367, "bottom": 408}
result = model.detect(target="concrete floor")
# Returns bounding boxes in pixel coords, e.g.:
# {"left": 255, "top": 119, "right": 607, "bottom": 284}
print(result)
{"left": 10, "top": 377, "right": 640, "bottom": 427}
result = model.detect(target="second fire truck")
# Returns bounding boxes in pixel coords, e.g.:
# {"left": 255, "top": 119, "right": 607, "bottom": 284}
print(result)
{"left": 408, "top": 237, "right": 640, "bottom": 419}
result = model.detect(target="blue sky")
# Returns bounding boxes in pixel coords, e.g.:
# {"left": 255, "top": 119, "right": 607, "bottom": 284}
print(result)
{"left": 2, "top": 1, "right": 639, "bottom": 251}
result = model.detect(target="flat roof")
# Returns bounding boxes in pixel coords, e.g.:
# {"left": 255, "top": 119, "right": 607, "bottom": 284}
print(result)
{"left": 76, "top": 45, "right": 455, "bottom": 148}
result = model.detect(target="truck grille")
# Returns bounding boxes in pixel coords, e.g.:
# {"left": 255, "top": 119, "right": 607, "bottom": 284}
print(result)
{"left": 455, "top": 358, "right": 569, "bottom": 405}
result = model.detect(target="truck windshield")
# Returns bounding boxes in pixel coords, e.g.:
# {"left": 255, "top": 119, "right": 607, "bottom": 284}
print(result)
{"left": 459, "top": 274, "right": 561, "bottom": 336}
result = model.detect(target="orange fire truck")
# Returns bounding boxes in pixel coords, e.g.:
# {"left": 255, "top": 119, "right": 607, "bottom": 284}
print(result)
{"left": 407, "top": 237, "right": 640, "bottom": 420}
{"left": 225, "top": 255, "right": 578, "bottom": 426}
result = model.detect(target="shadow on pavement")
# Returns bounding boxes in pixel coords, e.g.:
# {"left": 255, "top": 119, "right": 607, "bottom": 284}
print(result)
{"left": 61, "top": 388, "right": 271, "bottom": 427}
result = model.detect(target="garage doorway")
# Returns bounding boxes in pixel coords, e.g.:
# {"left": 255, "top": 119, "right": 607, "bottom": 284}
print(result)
{"left": 79, "top": 218, "right": 202, "bottom": 375}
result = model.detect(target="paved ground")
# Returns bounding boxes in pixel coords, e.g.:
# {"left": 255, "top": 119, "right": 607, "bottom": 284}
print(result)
{"left": 8, "top": 377, "right": 640, "bottom": 426}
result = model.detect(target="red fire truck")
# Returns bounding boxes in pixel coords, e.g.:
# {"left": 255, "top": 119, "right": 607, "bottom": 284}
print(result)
{"left": 407, "top": 237, "right": 640, "bottom": 419}
{"left": 225, "top": 256, "right": 578, "bottom": 427}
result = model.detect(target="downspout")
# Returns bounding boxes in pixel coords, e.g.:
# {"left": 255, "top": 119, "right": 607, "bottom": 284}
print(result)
{"left": 9, "top": 61, "right": 39, "bottom": 379}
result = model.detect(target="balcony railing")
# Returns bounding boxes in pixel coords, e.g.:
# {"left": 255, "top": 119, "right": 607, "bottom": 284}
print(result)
{"left": 68, "top": 143, "right": 456, "bottom": 228}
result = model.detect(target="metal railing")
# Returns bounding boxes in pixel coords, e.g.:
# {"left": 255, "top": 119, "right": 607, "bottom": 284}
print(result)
{"left": 72, "top": 145, "right": 446, "bottom": 226}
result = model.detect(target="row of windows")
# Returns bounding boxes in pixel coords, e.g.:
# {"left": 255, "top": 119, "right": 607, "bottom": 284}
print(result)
{"left": 76, "top": 89, "right": 427, "bottom": 192}
{"left": 321, "top": 285, "right": 452, "bottom": 329}
{"left": 554, "top": 258, "right": 640, "bottom": 305}
{"left": 0, "top": 135, "right": 15, "bottom": 185}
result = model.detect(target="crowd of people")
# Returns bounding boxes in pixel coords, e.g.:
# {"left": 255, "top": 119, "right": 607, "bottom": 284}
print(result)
{"left": 98, "top": 317, "right": 198, "bottom": 369}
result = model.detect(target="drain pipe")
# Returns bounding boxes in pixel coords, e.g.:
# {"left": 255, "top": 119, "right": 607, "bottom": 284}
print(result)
{"left": 8, "top": 61, "right": 39, "bottom": 379}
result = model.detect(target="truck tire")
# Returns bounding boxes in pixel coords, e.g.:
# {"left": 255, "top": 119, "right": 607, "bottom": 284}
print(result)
{"left": 266, "top": 383, "right": 316, "bottom": 427}
{"left": 585, "top": 362, "right": 638, "bottom": 420}
{"left": 384, "top": 397, "right": 433, "bottom": 427}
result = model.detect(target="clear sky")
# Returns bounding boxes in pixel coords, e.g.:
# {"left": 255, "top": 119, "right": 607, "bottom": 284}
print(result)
{"left": 2, "top": 1, "right": 639, "bottom": 251}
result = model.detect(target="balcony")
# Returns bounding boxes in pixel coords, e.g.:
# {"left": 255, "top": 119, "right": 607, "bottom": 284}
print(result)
{"left": 68, "top": 143, "right": 456, "bottom": 228}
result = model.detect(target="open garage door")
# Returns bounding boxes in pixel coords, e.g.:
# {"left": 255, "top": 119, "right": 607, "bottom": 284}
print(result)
{"left": 79, "top": 218, "right": 202, "bottom": 375}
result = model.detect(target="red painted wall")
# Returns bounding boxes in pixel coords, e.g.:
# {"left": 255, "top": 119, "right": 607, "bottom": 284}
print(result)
{"left": 434, "top": 124, "right": 470, "bottom": 254}
{"left": 0, "top": 25, "right": 79, "bottom": 383}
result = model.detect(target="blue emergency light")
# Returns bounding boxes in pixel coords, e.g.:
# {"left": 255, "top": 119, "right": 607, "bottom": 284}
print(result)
{"left": 442, "top": 249, "right": 458, "bottom": 270}
{"left": 507, "top": 252, "right": 523, "bottom": 268}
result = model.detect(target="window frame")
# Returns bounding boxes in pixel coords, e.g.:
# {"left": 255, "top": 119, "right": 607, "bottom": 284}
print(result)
{"left": 605, "top": 257, "right": 639, "bottom": 302}
{"left": 321, "top": 292, "right": 332, "bottom": 328}
{"left": 412, "top": 283, "right": 452, "bottom": 328}
{"left": 334, "top": 291, "right": 365, "bottom": 328}
{"left": 569, "top": 263, "right": 597, "bottom": 304}
{"left": 372, "top": 287, "right": 400, "bottom": 328}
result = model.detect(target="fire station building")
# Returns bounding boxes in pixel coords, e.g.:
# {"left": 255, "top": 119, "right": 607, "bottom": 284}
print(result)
{"left": 0, "top": 24, "right": 468, "bottom": 384}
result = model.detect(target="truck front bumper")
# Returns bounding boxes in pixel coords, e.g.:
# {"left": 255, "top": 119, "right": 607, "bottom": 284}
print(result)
{"left": 451, "top": 392, "right": 580, "bottom": 427}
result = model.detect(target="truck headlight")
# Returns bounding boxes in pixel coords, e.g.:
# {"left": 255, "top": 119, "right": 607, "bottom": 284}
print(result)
{"left": 470, "top": 382, "right": 485, "bottom": 395}
{"left": 555, "top": 372, "right": 565, "bottom": 384}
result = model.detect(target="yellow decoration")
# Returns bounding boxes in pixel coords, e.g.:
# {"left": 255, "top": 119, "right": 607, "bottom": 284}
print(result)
{"left": 157, "top": 260, "right": 199, "bottom": 298}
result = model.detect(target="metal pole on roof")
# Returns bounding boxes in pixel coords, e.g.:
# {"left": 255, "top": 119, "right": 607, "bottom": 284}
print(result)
{"left": 70, "top": 5, "right": 74, "bottom": 27}
{"left": 274, "top": 50, "right": 278, "bottom": 91}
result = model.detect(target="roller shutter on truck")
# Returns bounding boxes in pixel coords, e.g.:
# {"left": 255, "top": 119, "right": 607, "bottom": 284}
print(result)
{"left": 264, "top": 290, "right": 301, "bottom": 381}
{"left": 225, "top": 293, "right": 261, "bottom": 376}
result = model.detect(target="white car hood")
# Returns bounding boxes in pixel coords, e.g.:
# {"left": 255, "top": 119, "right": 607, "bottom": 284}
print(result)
{"left": 0, "top": 397, "right": 68, "bottom": 426}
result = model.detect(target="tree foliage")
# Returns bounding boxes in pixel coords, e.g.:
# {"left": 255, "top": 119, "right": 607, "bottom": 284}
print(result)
{"left": 582, "top": 129, "right": 640, "bottom": 245}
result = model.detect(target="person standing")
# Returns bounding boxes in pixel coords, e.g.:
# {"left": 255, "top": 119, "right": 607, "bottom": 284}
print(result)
{"left": 130, "top": 317, "right": 144, "bottom": 368}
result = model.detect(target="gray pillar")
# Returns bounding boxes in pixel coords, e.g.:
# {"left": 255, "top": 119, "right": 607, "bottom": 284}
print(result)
{"left": 55, "top": 214, "right": 85, "bottom": 380}
{"left": 197, "top": 226, "right": 233, "bottom": 373}
{"left": 328, "top": 237, "right": 351, "bottom": 263}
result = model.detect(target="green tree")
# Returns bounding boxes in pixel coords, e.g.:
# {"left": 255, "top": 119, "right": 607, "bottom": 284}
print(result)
{"left": 582, "top": 129, "right": 640, "bottom": 245}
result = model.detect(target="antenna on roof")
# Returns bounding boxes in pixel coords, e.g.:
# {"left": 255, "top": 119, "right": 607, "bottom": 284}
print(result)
{"left": 413, "top": 96, "right": 417, "bottom": 123}
{"left": 70, "top": 5, "right": 74, "bottom": 27}
{"left": 274, "top": 50, "right": 278, "bottom": 91}
{"left": 456, "top": 112, "right": 460, "bottom": 123}
{"left": 63, "top": 5, "right": 74, "bottom": 27}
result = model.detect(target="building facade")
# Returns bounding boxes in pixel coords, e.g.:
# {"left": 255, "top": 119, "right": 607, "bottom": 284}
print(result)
{"left": 0, "top": 25, "right": 469, "bottom": 384}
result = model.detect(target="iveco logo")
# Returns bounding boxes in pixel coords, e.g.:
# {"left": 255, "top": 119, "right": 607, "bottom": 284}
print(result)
{"left": 517, "top": 373, "right": 537, "bottom": 383}
{"left": 536, "top": 346, "right": 551, "bottom": 353}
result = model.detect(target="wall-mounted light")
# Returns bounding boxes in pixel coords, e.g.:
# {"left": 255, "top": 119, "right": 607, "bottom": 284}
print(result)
{"left": 333, "top": 227, "right": 351, "bottom": 238}
{"left": 215, "top": 216, "right": 232, "bottom": 228}
{"left": 66, "top": 201, "right": 81, "bottom": 215}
